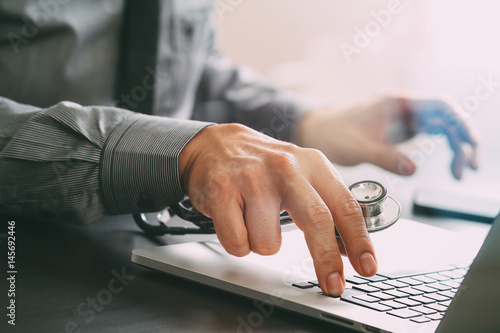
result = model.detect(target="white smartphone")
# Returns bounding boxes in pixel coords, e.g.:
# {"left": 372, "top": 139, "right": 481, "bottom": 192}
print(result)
{"left": 413, "top": 188, "right": 500, "bottom": 223}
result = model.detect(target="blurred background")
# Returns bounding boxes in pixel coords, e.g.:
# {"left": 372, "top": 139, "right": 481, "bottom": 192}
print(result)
{"left": 215, "top": 0, "right": 500, "bottom": 209}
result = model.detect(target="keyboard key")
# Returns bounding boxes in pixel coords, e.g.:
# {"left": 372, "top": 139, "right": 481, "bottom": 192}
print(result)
{"left": 368, "top": 282, "right": 394, "bottom": 291}
{"left": 426, "top": 313, "right": 444, "bottom": 321}
{"left": 398, "top": 287, "right": 424, "bottom": 296}
{"left": 412, "top": 306, "right": 437, "bottom": 315}
{"left": 340, "top": 288, "right": 365, "bottom": 298}
{"left": 409, "top": 295, "right": 436, "bottom": 304}
{"left": 453, "top": 268, "right": 468, "bottom": 276}
{"left": 308, "top": 280, "right": 319, "bottom": 286}
{"left": 394, "top": 297, "right": 421, "bottom": 307}
{"left": 384, "top": 289, "right": 409, "bottom": 298}
{"left": 341, "top": 297, "right": 391, "bottom": 312}
{"left": 380, "top": 300, "right": 406, "bottom": 309}
{"left": 353, "top": 294, "right": 380, "bottom": 303}
{"left": 425, "top": 293, "right": 449, "bottom": 302}
{"left": 438, "top": 270, "right": 464, "bottom": 279}
{"left": 439, "top": 300, "right": 452, "bottom": 307}
{"left": 346, "top": 276, "right": 369, "bottom": 285}
{"left": 427, "top": 282, "right": 452, "bottom": 291}
{"left": 354, "top": 274, "right": 387, "bottom": 282}
{"left": 397, "top": 277, "right": 423, "bottom": 286}
{"left": 377, "top": 269, "right": 429, "bottom": 279}
{"left": 411, "top": 316, "right": 431, "bottom": 323}
{"left": 438, "top": 290, "right": 456, "bottom": 298}
{"left": 413, "top": 285, "right": 438, "bottom": 293}
{"left": 425, "top": 303, "right": 448, "bottom": 312}
{"left": 383, "top": 279, "right": 408, "bottom": 288}
{"left": 387, "top": 308, "right": 422, "bottom": 319}
{"left": 425, "top": 273, "right": 450, "bottom": 281}
{"left": 411, "top": 275, "right": 436, "bottom": 284}
{"left": 369, "top": 292, "right": 395, "bottom": 301}
{"left": 352, "top": 284, "right": 380, "bottom": 293}
{"left": 292, "top": 282, "right": 314, "bottom": 289}
{"left": 440, "top": 280, "right": 461, "bottom": 289}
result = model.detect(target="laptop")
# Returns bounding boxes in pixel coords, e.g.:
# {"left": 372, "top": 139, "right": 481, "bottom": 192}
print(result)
{"left": 131, "top": 214, "right": 500, "bottom": 332}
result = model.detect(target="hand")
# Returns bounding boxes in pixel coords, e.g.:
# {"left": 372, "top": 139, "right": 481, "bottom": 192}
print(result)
{"left": 179, "top": 123, "right": 377, "bottom": 296}
{"left": 298, "top": 91, "right": 479, "bottom": 179}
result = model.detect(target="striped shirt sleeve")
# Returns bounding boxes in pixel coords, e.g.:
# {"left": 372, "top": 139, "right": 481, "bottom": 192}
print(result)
{"left": 0, "top": 97, "right": 212, "bottom": 225}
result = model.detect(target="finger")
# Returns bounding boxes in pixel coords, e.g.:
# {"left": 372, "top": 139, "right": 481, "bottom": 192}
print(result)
{"left": 308, "top": 153, "right": 377, "bottom": 278}
{"left": 433, "top": 120, "right": 470, "bottom": 180}
{"left": 452, "top": 116, "right": 480, "bottom": 170}
{"left": 451, "top": 144, "right": 466, "bottom": 180}
{"left": 211, "top": 200, "right": 250, "bottom": 257}
{"left": 365, "top": 143, "right": 416, "bottom": 176}
{"left": 430, "top": 104, "right": 480, "bottom": 171}
{"left": 244, "top": 196, "right": 282, "bottom": 255}
{"left": 282, "top": 177, "right": 345, "bottom": 296}
{"left": 442, "top": 103, "right": 480, "bottom": 147}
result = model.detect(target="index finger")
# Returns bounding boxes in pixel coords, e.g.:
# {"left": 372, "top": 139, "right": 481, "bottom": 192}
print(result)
{"left": 309, "top": 155, "right": 378, "bottom": 278}
{"left": 282, "top": 176, "right": 345, "bottom": 296}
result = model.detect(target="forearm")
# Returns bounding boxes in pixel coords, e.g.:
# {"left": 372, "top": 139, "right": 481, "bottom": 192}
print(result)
{"left": 0, "top": 97, "right": 211, "bottom": 225}
{"left": 194, "top": 51, "right": 317, "bottom": 143}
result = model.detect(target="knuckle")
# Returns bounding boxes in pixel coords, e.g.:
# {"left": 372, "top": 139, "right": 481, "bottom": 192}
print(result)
{"left": 302, "top": 147, "right": 327, "bottom": 161}
{"left": 336, "top": 196, "right": 362, "bottom": 218}
{"left": 207, "top": 170, "right": 233, "bottom": 193}
{"left": 266, "top": 151, "right": 296, "bottom": 170}
{"left": 314, "top": 247, "right": 340, "bottom": 266}
{"left": 225, "top": 122, "right": 249, "bottom": 133}
{"left": 306, "top": 203, "right": 332, "bottom": 224}
{"left": 345, "top": 228, "right": 372, "bottom": 246}
{"left": 239, "top": 162, "right": 261, "bottom": 182}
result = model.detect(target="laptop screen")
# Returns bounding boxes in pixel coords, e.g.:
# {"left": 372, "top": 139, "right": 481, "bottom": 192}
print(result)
{"left": 437, "top": 213, "right": 500, "bottom": 332}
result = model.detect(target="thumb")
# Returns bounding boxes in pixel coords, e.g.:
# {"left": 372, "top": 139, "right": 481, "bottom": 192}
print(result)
{"left": 367, "top": 143, "right": 416, "bottom": 176}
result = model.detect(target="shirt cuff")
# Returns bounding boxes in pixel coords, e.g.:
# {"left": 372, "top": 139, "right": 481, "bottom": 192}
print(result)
{"left": 100, "top": 113, "right": 212, "bottom": 215}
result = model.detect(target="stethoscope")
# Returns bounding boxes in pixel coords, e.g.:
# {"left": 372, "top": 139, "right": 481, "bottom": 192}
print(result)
{"left": 133, "top": 180, "right": 401, "bottom": 237}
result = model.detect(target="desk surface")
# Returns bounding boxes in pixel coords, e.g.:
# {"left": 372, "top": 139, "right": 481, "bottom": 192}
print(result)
{"left": 2, "top": 139, "right": 497, "bottom": 333}
{"left": 2, "top": 213, "right": 359, "bottom": 333}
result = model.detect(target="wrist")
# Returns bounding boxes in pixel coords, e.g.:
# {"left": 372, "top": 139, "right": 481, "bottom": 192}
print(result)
{"left": 179, "top": 125, "right": 212, "bottom": 193}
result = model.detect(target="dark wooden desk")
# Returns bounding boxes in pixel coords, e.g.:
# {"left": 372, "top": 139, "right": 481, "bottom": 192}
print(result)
{"left": 1, "top": 213, "right": 356, "bottom": 333}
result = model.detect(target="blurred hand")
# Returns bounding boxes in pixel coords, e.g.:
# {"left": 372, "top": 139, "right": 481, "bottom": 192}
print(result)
{"left": 298, "top": 91, "right": 479, "bottom": 179}
{"left": 179, "top": 123, "right": 377, "bottom": 296}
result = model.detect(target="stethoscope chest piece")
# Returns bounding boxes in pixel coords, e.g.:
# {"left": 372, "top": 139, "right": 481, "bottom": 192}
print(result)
{"left": 349, "top": 180, "right": 401, "bottom": 233}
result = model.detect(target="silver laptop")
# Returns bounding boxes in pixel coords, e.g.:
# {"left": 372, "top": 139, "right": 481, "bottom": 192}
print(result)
{"left": 131, "top": 214, "right": 500, "bottom": 333}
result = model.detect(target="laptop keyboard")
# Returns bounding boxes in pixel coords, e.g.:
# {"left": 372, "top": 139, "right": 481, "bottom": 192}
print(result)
{"left": 291, "top": 267, "right": 468, "bottom": 324}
